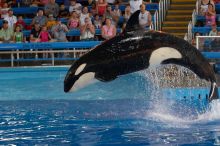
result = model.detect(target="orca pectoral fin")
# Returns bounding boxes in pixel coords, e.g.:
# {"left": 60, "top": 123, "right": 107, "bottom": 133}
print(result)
{"left": 95, "top": 72, "right": 117, "bottom": 82}
{"left": 209, "top": 82, "right": 219, "bottom": 101}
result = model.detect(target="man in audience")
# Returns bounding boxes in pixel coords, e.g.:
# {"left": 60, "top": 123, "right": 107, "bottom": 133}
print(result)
{"left": 4, "top": 9, "right": 17, "bottom": 28}
{"left": 31, "top": 9, "right": 48, "bottom": 27}
{"left": 44, "top": 0, "right": 59, "bottom": 17}
{"left": 51, "top": 18, "right": 69, "bottom": 42}
{"left": 139, "top": 4, "right": 152, "bottom": 28}
{"left": 80, "top": 17, "right": 95, "bottom": 41}
{"left": 0, "top": 20, "right": 13, "bottom": 43}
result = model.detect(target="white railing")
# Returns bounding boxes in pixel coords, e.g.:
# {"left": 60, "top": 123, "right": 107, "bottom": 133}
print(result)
{"left": 196, "top": 0, "right": 201, "bottom": 14}
{"left": 154, "top": 0, "right": 171, "bottom": 30}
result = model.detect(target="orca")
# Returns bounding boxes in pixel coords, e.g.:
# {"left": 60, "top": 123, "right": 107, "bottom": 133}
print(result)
{"left": 64, "top": 10, "right": 219, "bottom": 101}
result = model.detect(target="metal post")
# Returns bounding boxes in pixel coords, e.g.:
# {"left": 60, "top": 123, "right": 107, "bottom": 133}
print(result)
{"left": 52, "top": 52, "right": 55, "bottom": 66}
{"left": 196, "top": 36, "right": 199, "bottom": 49}
{"left": 11, "top": 53, "right": 14, "bottom": 67}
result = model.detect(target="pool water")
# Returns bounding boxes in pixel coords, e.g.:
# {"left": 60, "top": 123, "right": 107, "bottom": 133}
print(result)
{"left": 0, "top": 67, "right": 220, "bottom": 145}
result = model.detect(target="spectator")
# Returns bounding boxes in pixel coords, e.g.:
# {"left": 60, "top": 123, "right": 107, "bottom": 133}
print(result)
{"left": 205, "top": 4, "right": 216, "bottom": 26}
{"left": 44, "top": 0, "right": 59, "bottom": 17}
{"left": 96, "top": 0, "right": 107, "bottom": 16}
{"left": 13, "top": 25, "right": 24, "bottom": 43}
{"left": 139, "top": 4, "right": 152, "bottom": 28}
{"left": 51, "top": 18, "right": 69, "bottom": 42}
{"left": 15, "top": 15, "right": 26, "bottom": 30}
{"left": 103, "top": 5, "right": 119, "bottom": 26}
{"left": 4, "top": 9, "right": 17, "bottom": 28}
{"left": 214, "top": 0, "right": 220, "bottom": 3}
{"left": 113, "top": 3, "right": 121, "bottom": 17}
{"left": 67, "top": 11, "right": 79, "bottom": 30}
{"left": 59, "top": 3, "right": 69, "bottom": 18}
{"left": 93, "top": 14, "right": 102, "bottom": 29}
{"left": 124, "top": 5, "right": 131, "bottom": 22}
{"left": 101, "top": 18, "right": 116, "bottom": 40}
{"left": 46, "top": 14, "right": 56, "bottom": 30}
{"left": 107, "top": 0, "right": 115, "bottom": 5}
{"left": 20, "top": 0, "right": 33, "bottom": 7}
{"left": 80, "top": 6, "right": 91, "bottom": 25}
{"left": 30, "top": 23, "right": 41, "bottom": 42}
{"left": 30, "top": 0, "right": 41, "bottom": 7}
{"left": 90, "top": 3, "right": 97, "bottom": 16}
{"left": 209, "top": 24, "right": 218, "bottom": 36}
{"left": 80, "top": 17, "right": 95, "bottom": 41}
{"left": 191, "top": 32, "right": 202, "bottom": 47}
{"left": 69, "top": 0, "right": 82, "bottom": 14}
{"left": 31, "top": 9, "right": 48, "bottom": 27}
{"left": 199, "top": 0, "right": 215, "bottom": 16}
{"left": 0, "top": 20, "right": 13, "bottom": 43}
{"left": 130, "top": 0, "right": 143, "bottom": 13}
{"left": 0, "top": 3, "right": 9, "bottom": 19}
{"left": 38, "top": 25, "right": 52, "bottom": 42}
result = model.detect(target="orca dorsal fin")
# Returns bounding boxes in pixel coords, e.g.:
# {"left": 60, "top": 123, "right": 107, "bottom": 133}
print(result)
{"left": 124, "top": 10, "right": 143, "bottom": 32}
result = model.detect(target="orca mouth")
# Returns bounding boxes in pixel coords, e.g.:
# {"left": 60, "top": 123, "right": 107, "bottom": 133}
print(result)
{"left": 64, "top": 76, "right": 78, "bottom": 93}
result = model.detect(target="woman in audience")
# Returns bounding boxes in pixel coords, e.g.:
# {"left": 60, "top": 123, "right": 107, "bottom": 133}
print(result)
{"left": 113, "top": 3, "right": 121, "bottom": 17}
{"left": 90, "top": 3, "right": 97, "bottom": 16}
{"left": 80, "top": 6, "right": 91, "bottom": 25}
{"left": 0, "top": 3, "right": 9, "bottom": 19}
{"left": 199, "top": 0, "right": 215, "bottom": 16}
{"left": 191, "top": 32, "right": 202, "bottom": 47}
{"left": 205, "top": 4, "right": 216, "bottom": 26}
{"left": 69, "top": 0, "right": 82, "bottom": 14}
{"left": 80, "top": 17, "right": 95, "bottom": 41}
{"left": 96, "top": 0, "right": 107, "bottom": 16}
{"left": 101, "top": 18, "right": 116, "bottom": 40}
{"left": 124, "top": 5, "right": 131, "bottom": 22}
{"left": 68, "top": 11, "right": 79, "bottom": 30}
{"left": 13, "top": 25, "right": 24, "bottom": 43}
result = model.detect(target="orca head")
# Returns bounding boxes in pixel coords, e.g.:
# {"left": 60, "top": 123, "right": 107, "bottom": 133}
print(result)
{"left": 64, "top": 62, "right": 97, "bottom": 92}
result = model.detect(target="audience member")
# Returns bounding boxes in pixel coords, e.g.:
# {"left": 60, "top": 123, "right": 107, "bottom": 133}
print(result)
{"left": 67, "top": 11, "right": 79, "bottom": 30}
{"left": 107, "top": 0, "right": 115, "bottom": 5}
{"left": 30, "top": 0, "right": 41, "bottom": 7}
{"left": 4, "top": 9, "right": 17, "bottom": 28}
{"left": 130, "top": 0, "right": 143, "bottom": 13}
{"left": 124, "top": 5, "right": 131, "bottom": 22}
{"left": 199, "top": 0, "right": 215, "bottom": 16}
{"left": 39, "top": 0, "right": 49, "bottom": 6}
{"left": 93, "top": 14, "right": 102, "bottom": 29}
{"left": 205, "top": 4, "right": 216, "bottom": 26}
{"left": 38, "top": 25, "right": 52, "bottom": 42}
{"left": 51, "top": 18, "right": 69, "bottom": 42}
{"left": 44, "top": 0, "right": 59, "bottom": 17}
{"left": 0, "top": 20, "right": 13, "bottom": 43}
{"left": 59, "top": 4, "right": 69, "bottom": 18}
{"left": 30, "top": 23, "right": 41, "bottom": 42}
{"left": 191, "top": 32, "right": 202, "bottom": 47}
{"left": 13, "top": 25, "right": 24, "bottom": 43}
{"left": 80, "top": 17, "right": 95, "bottom": 41}
{"left": 0, "top": 3, "right": 9, "bottom": 19}
{"left": 113, "top": 3, "right": 121, "bottom": 17}
{"left": 101, "top": 18, "right": 116, "bottom": 40}
{"left": 96, "top": 0, "right": 107, "bottom": 16}
{"left": 46, "top": 14, "right": 56, "bottom": 30}
{"left": 69, "top": 0, "right": 82, "bottom": 14}
{"left": 80, "top": 6, "right": 91, "bottom": 25}
{"left": 15, "top": 15, "right": 27, "bottom": 30}
{"left": 90, "top": 3, "right": 97, "bottom": 16}
{"left": 139, "top": 4, "right": 152, "bottom": 28}
{"left": 87, "top": 0, "right": 95, "bottom": 6}
{"left": 209, "top": 24, "right": 218, "bottom": 36}
{"left": 103, "top": 5, "right": 119, "bottom": 25}
{"left": 31, "top": 9, "right": 48, "bottom": 27}
{"left": 20, "top": 0, "right": 33, "bottom": 7}
{"left": 214, "top": 0, "right": 220, "bottom": 3}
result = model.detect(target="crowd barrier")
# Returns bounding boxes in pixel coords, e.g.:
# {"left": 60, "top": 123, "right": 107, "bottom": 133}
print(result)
{"left": 0, "top": 41, "right": 219, "bottom": 68}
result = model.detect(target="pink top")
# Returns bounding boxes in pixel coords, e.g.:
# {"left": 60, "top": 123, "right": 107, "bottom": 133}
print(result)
{"left": 69, "top": 19, "right": 79, "bottom": 29}
{"left": 206, "top": 14, "right": 216, "bottom": 26}
{"left": 39, "top": 31, "right": 50, "bottom": 42}
{"left": 102, "top": 25, "right": 114, "bottom": 37}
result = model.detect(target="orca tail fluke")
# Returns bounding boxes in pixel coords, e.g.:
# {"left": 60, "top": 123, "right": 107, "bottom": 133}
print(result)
{"left": 209, "top": 82, "right": 219, "bottom": 101}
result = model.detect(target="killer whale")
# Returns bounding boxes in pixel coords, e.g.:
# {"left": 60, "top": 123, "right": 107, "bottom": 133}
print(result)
{"left": 64, "top": 10, "right": 219, "bottom": 101}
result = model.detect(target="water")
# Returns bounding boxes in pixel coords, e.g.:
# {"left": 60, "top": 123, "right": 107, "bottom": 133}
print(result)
{"left": 0, "top": 67, "right": 220, "bottom": 145}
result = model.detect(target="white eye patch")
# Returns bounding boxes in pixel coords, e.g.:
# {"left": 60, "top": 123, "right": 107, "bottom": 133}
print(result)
{"left": 75, "top": 63, "right": 87, "bottom": 75}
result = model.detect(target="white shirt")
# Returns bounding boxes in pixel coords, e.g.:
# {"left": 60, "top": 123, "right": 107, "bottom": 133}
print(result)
{"left": 107, "top": 0, "right": 115, "bottom": 4}
{"left": 80, "top": 13, "right": 90, "bottom": 25}
{"left": 69, "top": 3, "right": 82, "bottom": 14}
{"left": 130, "top": 0, "right": 143, "bottom": 13}
{"left": 139, "top": 11, "right": 150, "bottom": 27}
{"left": 4, "top": 15, "right": 17, "bottom": 28}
